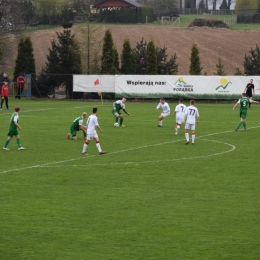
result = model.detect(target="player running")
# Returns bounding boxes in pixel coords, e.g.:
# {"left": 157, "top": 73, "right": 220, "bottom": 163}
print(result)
{"left": 156, "top": 98, "right": 170, "bottom": 127}
{"left": 173, "top": 98, "right": 186, "bottom": 135}
{"left": 82, "top": 108, "right": 106, "bottom": 155}
{"left": 233, "top": 92, "right": 259, "bottom": 131}
{"left": 184, "top": 100, "right": 199, "bottom": 145}
{"left": 112, "top": 97, "right": 130, "bottom": 127}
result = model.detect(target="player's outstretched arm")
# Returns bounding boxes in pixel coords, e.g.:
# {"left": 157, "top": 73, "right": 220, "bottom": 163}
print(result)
{"left": 233, "top": 103, "right": 238, "bottom": 110}
{"left": 123, "top": 108, "right": 130, "bottom": 115}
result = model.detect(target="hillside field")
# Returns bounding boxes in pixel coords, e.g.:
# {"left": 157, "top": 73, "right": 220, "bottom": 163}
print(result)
{"left": 0, "top": 99, "right": 260, "bottom": 259}
{"left": 1, "top": 18, "right": 260, "bottom": 77}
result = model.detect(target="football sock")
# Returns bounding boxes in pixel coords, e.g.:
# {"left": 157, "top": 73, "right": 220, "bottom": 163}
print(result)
{"left": 185, "top": 133, "right": 189, "bottom": 142}
{"left": 4, "top": 139, "right": 10, "bottom": 147}
{"left": 237, "top": 121, "right": 243, "bottom": 129}
{"left": 115, "top": 117, "right": 119, "bottom": 123}
{"left": 175, "top": 127, "right": 178, "bottom": 134}
{"left": 159, "top": 120, "right": 163, "bottom": 126}
{"left": 192, "top": 134, "right": 195, "bottom": 143}
{"left": 243, "top": 122, "right": 247, "bottom": 129}
{"left": 70, "top": 135, "right": 73, "bottom": 140}
{"left": 82, "top": 143, "right": 88, "bottom": 153}
{"left": 83, "top": 132, "right": 86, "bottom": 138}
{"left": 96, "top": 142, "right": 102, "bottom": 152}
{"left": 16, "top": 139, "right": 21, "bottom": 148}
{"left": 120, "top": 118, "right": 123, "bottom": 126}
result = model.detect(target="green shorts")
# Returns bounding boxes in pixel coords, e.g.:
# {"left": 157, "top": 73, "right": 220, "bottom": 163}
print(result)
{"left": 240, "top": 109, "right": 247, "bottom": 119}
{"left": 70, "top": 127, "right": 78, "bottom": 137}
{"left": 112, "top": 109, "right": 121, "bottom": 116}
{"left": 7, "top": 129, "right": 19, "bottom": 137}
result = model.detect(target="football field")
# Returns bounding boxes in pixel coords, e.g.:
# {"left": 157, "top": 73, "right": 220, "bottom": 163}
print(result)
{"left": 0, "top": 99, "right": 260, "bottom": 259}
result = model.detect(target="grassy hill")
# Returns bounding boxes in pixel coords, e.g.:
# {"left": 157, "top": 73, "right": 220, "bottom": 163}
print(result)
{"left": 1, "top": 15, "right": 260, "bottom": 78}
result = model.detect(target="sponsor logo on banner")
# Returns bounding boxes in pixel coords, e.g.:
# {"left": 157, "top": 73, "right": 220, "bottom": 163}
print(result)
{"left": 173, "top": 77, "right": 193, "bottom": 92}
{"left": 215, "top": 78, "right": 232, "bottom": 93}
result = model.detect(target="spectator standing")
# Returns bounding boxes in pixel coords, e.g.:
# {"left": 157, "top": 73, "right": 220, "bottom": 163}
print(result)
{"left": 16, "top": 74, "right": 26, "bottom": 99}
{"left": 0, "top": 73, "right": 10, "bottom": 85}
{"left": 0, "top": 81, "right": 10, "bottom": 110}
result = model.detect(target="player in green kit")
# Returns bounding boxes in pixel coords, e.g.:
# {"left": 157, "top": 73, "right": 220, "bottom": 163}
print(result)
{"left": 112, "top": 97, "right": 130, "bottom": 127}
{"left": 233, "top": 93, "right": 259, "bottom": 131}
{"left": 67, "top": 112, "right": 87, "bottom": 140}
{"left": 3, "top": 106, "right": 25, "bottom": 150}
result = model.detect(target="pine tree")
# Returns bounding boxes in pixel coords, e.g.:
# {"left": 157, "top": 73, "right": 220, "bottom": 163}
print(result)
{"left": 156, "top": 46, "right": 178, "bottom": 75}
{"left": 121, "top": 38, "right": 136, "bottom": 74}
{"left": 220, "top": 0, "right": 228, "bottom": 10}
{"left": 243, "top": 45, "right": 260, "bottom": 75}
{"left": 101, "top": 29, "right": 117, "bottom": 74}
{"left": 234, "top": 67, "right": 243, "bottom": 75}
{"left": 37, "top": 27, "right": 82, "bottom": 98}
{"left": 0, "top": 34, "right": 4, "bottom": 62}
{"left": 214, "top": 58, "right": 226, "bottom": 75}
{"left": 189, "top": 43, "right": 203, "bottom": 75}
{"left": 14, "top": 37, "right": 36, "bottom": 80}
{"left": 164, "top": 54, "right": 178, "bottom": 75}
{"left": 134, "top": 38, "right": 147, "bottom": 75}
{"left": 198, "top": 0, "right": 206, "bottom": 9}
{"left": 146, "top": 40, "right": 157, "bottom": 75}
{"left": 113, "top": 47, "right": 120, "bottom": 74}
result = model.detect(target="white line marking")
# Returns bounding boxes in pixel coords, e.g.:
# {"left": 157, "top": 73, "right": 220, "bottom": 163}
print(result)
{"left": 36, "top": 139, "right": 236, "bottom": 168}
{"left": 0, "top": 126, "right": 243, "bottom": 174}
{"left": 1, "top": 125, "right": 259, "bottom": 175}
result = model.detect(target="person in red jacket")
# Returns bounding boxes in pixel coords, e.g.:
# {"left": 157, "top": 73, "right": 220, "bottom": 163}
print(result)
{"left": 0, "top": 81, "right": 10, "bottom": 110}
{"left": 16, "top": 74, "right": 25, "bottom": 99}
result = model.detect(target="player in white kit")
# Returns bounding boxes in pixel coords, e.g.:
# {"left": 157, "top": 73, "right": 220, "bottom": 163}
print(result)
{"left": 82, "top": 108, "right": 106, "bottom": 155}
{"left": 156, "top": 98, "right": 170, "bottom": 127}
{"left": 173, "top": 98, "right": 186, "bottom": 135}
{"left": 184, "top": 100, "right": 199, "bottom": 144}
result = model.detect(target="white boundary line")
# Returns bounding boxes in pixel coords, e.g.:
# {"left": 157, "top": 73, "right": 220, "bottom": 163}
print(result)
{"left": 1, "top": 126, "right": 260, "bottom": 175}
{"left": 0, "top": 105, "right": 111, "bottom": 116}
{"left": 36, "top": 139, "right": 236, "bottom": 168}
{"left": 0, "top": 128, "right": 240, "bottom": 175}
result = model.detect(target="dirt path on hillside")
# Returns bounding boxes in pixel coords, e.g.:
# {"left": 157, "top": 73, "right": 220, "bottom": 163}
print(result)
{"left": 1, "top": 25, "right": 260, "bottom": 76}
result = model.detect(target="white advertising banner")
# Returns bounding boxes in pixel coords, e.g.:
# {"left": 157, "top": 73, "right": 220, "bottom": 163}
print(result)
{"left": 115, "top": 75, "right": 260, "bottom": 98}
{"left": 73, "top": 75, "right": 115, "bottom": 92}
{"left": 73, "top": 75, "right": 260, "bottom": 99}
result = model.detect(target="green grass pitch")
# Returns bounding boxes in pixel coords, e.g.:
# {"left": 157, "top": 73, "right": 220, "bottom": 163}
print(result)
{"left": 0, "top": 99, "right": 260, "bottom": 260}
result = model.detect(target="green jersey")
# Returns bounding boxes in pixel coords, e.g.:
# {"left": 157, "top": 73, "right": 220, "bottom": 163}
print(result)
{"left": 239, "top": 97, "right": 251, "bottom": 110}
{"left": 112, "top": 100, "right": 129, "bottom": 114}
{"left": 70, "top": 116, "right": 83, "bottom": 131}
{"left": 9, "top": 112, "right": 19, "bottom": 131}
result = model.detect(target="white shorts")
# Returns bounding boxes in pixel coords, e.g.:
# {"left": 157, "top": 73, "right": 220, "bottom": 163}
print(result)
{"left": 185, "top": 123, "right": 196, "bottom": 131}
{"left": 86, "top": 131, "right": 98, "bottom": 140}
{"left": 161, "top": 112, "right": 170, "bottom": 118}
{"left": 176, "top": 116, "right": 184, "bottom": 124}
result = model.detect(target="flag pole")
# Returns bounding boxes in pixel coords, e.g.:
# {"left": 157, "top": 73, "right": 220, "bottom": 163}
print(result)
{"left": 94, "top": 79, "right": 103, "bottom": 105}
{"left": 98, "top": 82, "right": 103, "bottom": 106}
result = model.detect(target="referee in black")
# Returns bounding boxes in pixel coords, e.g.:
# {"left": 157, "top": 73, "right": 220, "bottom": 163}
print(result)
{"left": 244, "top": 79, "right": 255, "bottom": 108}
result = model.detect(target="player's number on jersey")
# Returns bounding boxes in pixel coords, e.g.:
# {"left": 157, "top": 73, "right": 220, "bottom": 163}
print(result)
{"left": 242, "top": 101, "right": 247, "bottom": 107}
{"left": 189, "top": 109, "right": 196, "bottom": 116}
{"left": 181, "top": 106, "right": 184, "bottom": 112}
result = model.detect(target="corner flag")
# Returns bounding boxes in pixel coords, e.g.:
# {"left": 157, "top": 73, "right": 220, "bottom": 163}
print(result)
{"left": 94, "top": 79, "right": 103, "bottom": 105}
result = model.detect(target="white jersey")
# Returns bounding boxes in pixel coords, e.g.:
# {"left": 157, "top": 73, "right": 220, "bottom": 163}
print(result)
{"left": 156, "top": 102, "right": 170, "bottom": 113}
{"left": 86, "top": 114, "right": 99, "bottom": 135}
{"left": 185, "top": 105, "right": 199, "bottom": 124}
{"left": 114, "top": 100, "right": 125, "bottom": 110}
{"left": 175, "top": 104, "right": 186, "bottom": 118}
